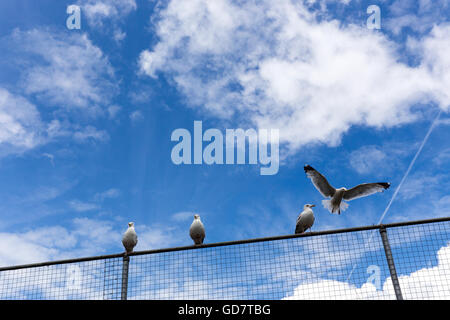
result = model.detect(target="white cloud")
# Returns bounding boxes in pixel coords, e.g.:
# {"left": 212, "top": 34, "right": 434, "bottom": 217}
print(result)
{"left": 94, "top": 188, "right": 121, "bottom": 201}
{"left": 433, "top": 195, "right": 450, "bottom": 213}
{"left": 11, "top": 29, "right": 117, "bottom": 115}
{"left": 113, "top": 29, "right": 126, "bottom": 43}
{"left": 0, "top": 218, "right": 119, "bottom": 267}
{"left": 0, "top": 29, "right": 119, "bottom": 157}
{"left": 385, "top": 0, "right": 449, "bottom": 35}
{"left": 68, "top": 200, "right": 100, "bottom": 212}
{"left": 75, "top": 0, "right": 137, "bottom": 44}
{"left": 0, "top": 88, "right": 44, "bottom": 156}
{"left": 171, "top": 211, "right": 196, "bottom": 222}
{"left": 69, "top": 188, "right": 120, "bottom": 213}
{"left": 139, "top": 0, "right": 450, "bottom": 156}
{"left": 129, "top": 110, "right": 144, "bottom": 123}
{"left": 73, "top": 125, "right": 109, "bottom": 142}
{"left": 349, "top": 145, "right": 387, "bottom": 175}
{"left": 0, "top": 217, "right": 188, "bottom": 268}
{"left": 135, "top": 224, "right": 183, "bottom": 250}
{"left": 284, "top": 279, "right": 394, "bottom": 300}
{"left": 78, "top": 0, "right": 137, "bottom": 26}
{"left": 41, "top": 153, "right": 55, "bottom": 166}
{"left": 398, "top": 173, "right": 444, "bottom": 200}
{"left": 284, "top": 242, "right": 450, "bottom": 299}
{"left": 107, "top": 105, "right": 121, "bottom": 119}
{"left": 66, "top": 188, "right": 120, "bottom": 227}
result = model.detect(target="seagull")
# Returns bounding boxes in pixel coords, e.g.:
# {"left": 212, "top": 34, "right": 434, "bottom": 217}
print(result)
{"left": 304, "top": 164, "right": 390, "bottom": 214}
{"left": 295, "top": 204, "right": 316, "bottom": 234}
{"left": 190, "top": 214, "right": 205, "bottom": 245}
{"left": 122, "top": 222, "right": 138, "bottom": 254}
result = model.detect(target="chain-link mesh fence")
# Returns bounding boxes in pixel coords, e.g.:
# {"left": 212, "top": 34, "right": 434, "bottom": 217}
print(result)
{"left": 1, "top": 217, "right": 449, "bottom": 300}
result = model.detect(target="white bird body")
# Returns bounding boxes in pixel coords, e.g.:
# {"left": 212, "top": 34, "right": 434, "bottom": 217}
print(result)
{"left": 295, "top": 204, "right": 315, "bottom": 234}
{"left": 304, "top": 165, "right": 390, "bottom": 214}
{"left": 122, "top": 222, "right": 138, "bottom": 254}
{"left": 190, "top": 214, "right": 205, "bottom": 245}
{"left": 324, "top": 187, "right": 348, "bottom": 214}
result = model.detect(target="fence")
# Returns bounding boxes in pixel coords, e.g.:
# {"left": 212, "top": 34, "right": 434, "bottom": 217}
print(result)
{"left": 1, "top": 217, "right": 449, "bottom": 300}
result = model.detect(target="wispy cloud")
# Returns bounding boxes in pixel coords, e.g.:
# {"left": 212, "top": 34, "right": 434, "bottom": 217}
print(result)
{"left": 107, "top": 105, "right": 121, "bottom": 119}
{"left": 139, "top": 0, "right": 450, "bottom": 156}
{"left": 69, "top": 188, "right": 121, "bottom": 214}
{"left": 0, "top": 217, "right": 186, "bottom": 267}
{"left": 0, "top": 218, "right": 120, "bottom": 267}
{"left": 385, "top": 0, "right": 449, "bottom": 36}
{"left": 94, "top": 188, "right": 121, "bottom": 202}
{"left": 0, "top": 88, "right": 44, "bottom": 157}
{"left": 68, "top": 200, "right": 100, "bottom": 212}
{"left": 171, "top": 211, "right": 196, "bottom": 222}
{"left": 76, "top": 0, "right": 137, "bottom": 42}
{"left": 0, "top": 28, "right": 120, "bottom": 156}
{"left": 78, "top": 0, "right": 137, "bottom": 26}
{"left": 129, "top": 110, "right": 144, "bottom": 124}
{"left": 349, "top": 145, "right": 387, "bottom": 175}
{"left": 73, "top": 126, "right": 109, "bottom": 143}
{"left": 9, "top": 29, "right": 117, "bottom": 115}
{"left": 398, "top": 173, "right": 443, "bottom": 201}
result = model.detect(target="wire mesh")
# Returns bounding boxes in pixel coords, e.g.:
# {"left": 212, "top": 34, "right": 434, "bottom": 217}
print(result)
{"left": 127, "top": 230, "right": 392, "bottom": 300}
{"left": 0, "top": 218, "right": 449, "bottom": 300}
{"left": 386, "top": 220, "right": 450, "bottom": 299}
{"left": 0, "top": 258, "right": 123, "bottom": 300}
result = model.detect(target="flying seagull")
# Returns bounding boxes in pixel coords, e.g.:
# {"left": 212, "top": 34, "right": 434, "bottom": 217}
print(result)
{"left": 190, "top": 214, "right": 205, "bottom": 245}
{"left": 304, "top": 165, "right": 390, "bottom": 214}
{"left": 122, "top": 222, "right": 138, "bottom": 254}
{"left": 295, "top": 204, "right": 316, "bottom": 234}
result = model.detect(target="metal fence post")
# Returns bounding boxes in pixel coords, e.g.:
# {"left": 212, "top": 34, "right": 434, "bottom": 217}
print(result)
{"left": 379, "top": 226, "right": 403, "bottom": 300}
{"left": 121, "top": 255, "right": 130, "bottom": 300}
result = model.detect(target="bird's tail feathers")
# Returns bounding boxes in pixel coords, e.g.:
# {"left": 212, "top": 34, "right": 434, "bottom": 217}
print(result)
{"left": 322, "top": 199, "right": 348, "bottom": 214}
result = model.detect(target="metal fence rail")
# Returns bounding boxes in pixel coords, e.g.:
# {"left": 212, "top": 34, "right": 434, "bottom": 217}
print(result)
{"left": 1, "top": 217, "right": 449, "bottom": 300}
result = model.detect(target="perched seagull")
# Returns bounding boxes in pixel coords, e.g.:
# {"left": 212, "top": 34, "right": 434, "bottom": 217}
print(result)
{"left": 190, "top": 214, "right": 205, "bottom": 245}
{"left": 304, "top": 165, "right": 390, "bottom": 214}
{"left": 295, "top": 204, "right": 316, "bottom": 234}
{"left": 122, "top": 222, "right": 138, "bottom": 254}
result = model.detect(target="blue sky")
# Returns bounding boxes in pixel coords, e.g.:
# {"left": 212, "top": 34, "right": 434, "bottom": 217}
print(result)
{"left": 0, "top": 0, "right": 449, "bottom": 299}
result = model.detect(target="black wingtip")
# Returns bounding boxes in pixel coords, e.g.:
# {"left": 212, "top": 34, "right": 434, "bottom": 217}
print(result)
{"left": 379, "top": 182, "right": 390, "bottom": 190}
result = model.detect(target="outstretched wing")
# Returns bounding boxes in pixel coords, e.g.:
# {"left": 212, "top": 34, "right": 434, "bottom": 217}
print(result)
{"left": 304, "top": 165, "right": 336, "bottom": 198}
{"left": 343, "top": 182, "right": 390, "bottom": 201}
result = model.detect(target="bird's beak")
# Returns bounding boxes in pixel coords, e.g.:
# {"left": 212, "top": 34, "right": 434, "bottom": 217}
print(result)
{"left": 311, "top": 204, "right": 316, "bottom": 207}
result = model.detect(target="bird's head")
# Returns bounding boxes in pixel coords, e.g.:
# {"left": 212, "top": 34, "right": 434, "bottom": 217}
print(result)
{"left": 128, "top": 222, "right": 134, "bottom": 227}
{"left": 304, "top": 204, "right": 316, "bottom": 209}
{"left": 194, "top": 214, "right": 200, "bottom": 220}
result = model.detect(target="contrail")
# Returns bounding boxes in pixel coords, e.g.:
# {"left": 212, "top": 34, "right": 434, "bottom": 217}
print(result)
{"left": 346, "top": 109, "right": 443, "bottom": 286}
{"left": 376, "top": 109, "right": 443, "bottom": 225}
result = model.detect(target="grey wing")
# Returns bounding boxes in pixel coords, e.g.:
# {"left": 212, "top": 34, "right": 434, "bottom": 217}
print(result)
{"left": 294, "top": 213, "right": 301, "bottom": 233}
{"left": 343, "top": 183, "right": 390, "bottom": 201}
{"left": 304, "top": 165, "right": 336, "bottom": 198}
{"left": 295, "top": 220, "right": 304, "bottom": 234}
{"left": 200, "top": 225, "right": 205, "bottom": 243}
